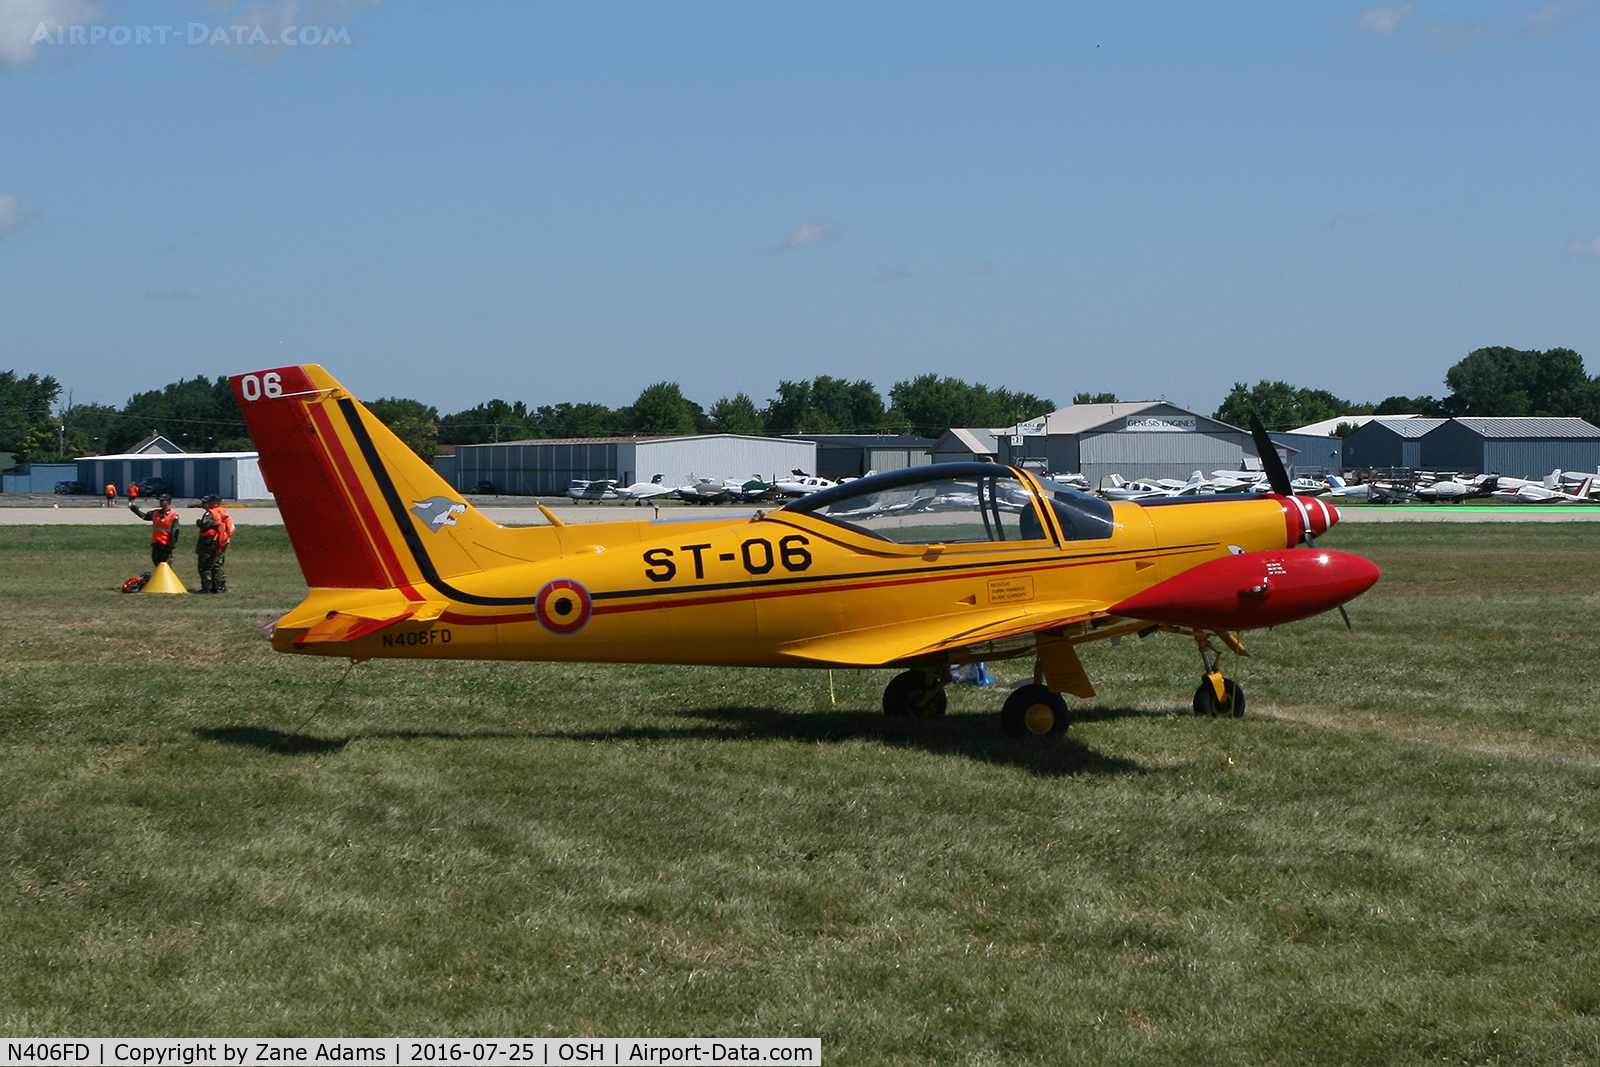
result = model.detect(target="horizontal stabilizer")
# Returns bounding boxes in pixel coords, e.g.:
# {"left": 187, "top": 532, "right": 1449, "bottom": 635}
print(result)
{"left": 294, "top": 611, "right": 417, "bottom": 646}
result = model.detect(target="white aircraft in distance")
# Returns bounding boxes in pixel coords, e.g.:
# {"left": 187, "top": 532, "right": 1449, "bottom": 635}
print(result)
{"left": 615, "top": 475, "right": 675, "bottom": 503}
{"left": 566, "top": 479, "right": 619, "bottom": 502}
{"left": 1500, "top": 476, "right": 1596, "bottom": 504}
{"left": 773, "top": 470, "right": 837, "bottom": 496}
{"left": 1097, "top": 474, "right": 1175, "bottom": 500}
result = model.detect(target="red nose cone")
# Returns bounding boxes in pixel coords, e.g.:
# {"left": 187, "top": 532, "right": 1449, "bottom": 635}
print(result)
{"left": 1279, "top": 494, "right": 1339, "bottom": 546}
{"left": 1110, "top": 548, "right": 1380, "bottom": 631}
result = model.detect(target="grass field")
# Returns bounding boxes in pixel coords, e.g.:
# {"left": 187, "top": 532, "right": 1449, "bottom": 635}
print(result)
{"left": 3, "top": 523, "right": 1600, "bottom": 1064}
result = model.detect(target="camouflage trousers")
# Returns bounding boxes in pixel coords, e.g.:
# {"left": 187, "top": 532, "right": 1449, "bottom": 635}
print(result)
{"left": 197, "top": 543, "right": 228, "bottom": 593}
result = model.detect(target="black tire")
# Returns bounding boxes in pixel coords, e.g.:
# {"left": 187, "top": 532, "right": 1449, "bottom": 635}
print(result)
{"left": 1193, "top": 678, "right": 1245, "bottom": 718}
{"left": 882, "top": 669, "right": 947, "bottom": 717}
{"left": 1000, "top": 684, "right": 1070, "bottom": 737}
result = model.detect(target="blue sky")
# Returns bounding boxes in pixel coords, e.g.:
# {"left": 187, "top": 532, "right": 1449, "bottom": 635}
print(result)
{"left": 3, "top": 1, "right": 1598, "bottom": 420}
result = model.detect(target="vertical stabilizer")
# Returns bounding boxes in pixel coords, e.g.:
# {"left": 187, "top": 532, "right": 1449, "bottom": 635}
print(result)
{"left": 230, "top": 365, "right": 516, "bottom": 591}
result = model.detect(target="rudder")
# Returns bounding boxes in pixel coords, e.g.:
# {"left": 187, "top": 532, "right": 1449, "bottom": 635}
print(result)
{"left": 231, "top": 365, "right": 519, "bottom": 591}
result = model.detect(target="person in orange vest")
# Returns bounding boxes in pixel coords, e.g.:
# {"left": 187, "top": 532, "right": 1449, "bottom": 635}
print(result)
{"left": 194, "top": 493, "right": 235, "bottom": 593}
{"left": 104, "top": 482, "right": 117, "bottom": 508}
{"left": 127, "top": 482, "right": 139, "bottom": 504}
{"left": 129, "top": 493, "right": 179, "bottom": 566}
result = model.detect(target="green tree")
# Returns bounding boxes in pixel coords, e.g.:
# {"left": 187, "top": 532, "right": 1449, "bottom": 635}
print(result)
{"left": 624, "top": 382, "right": 697, "bottom": 435}
{"left": 761, "top": 376, "right": 887, "bottom": 433}
{"left": 0, "top": 371, "right": 63, "bottom": 461}
{"left": 440, "top": 400, "right": 536, "bottom": 445}
{"left": 1213, "top": 380, "right": 1365, "bottom": 430}
{"left": 1073, "top": 392, "right": 1120, "bottom": 405}
{"left": 60, "top": 402, "right": 121, "bottom": 457}
{"left": 887, "top": 374, "right": 1053, "bottom": 436}
{"left": 534, "top": 402, "right": 617, "bottom": 439}
{"left": 1443, "top": 346, "right": 1590, "bottom": 416}
{"left": 1373, "top": 395, "right": 1448, "bottom": 417}
{"left": 109, "top": 375, "right": 247, "bottom": 453}
{"left": 708, "top": 393, "right": 765, "bottom": 435}
{"left": 368, "top": 397, "right": 440, "bottom": 459}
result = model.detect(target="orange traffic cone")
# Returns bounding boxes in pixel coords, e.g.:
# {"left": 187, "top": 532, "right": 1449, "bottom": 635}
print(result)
{"left": 141, "top": 562, "right": 189, "bottom": 594}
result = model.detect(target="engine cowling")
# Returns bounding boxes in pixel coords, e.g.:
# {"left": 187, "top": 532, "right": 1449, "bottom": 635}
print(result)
{"left": 1109, "top": 548, "right": 1379, "bottom": 630}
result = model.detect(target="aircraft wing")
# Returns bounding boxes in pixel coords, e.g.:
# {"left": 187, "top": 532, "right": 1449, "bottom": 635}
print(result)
{"left": 777, "top": 599, "right": 1107, "bottom": 667}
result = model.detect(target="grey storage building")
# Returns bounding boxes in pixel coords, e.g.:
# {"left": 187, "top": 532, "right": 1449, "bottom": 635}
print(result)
{"left": 1420, "top": 417, "right": 1600, "bottom": 479}
{"left": 1339, "top": 417, "right": 1446, "bottom": 473}
{"left": 1268, "top": 431, "right": 1343, "bottom": 475}
{"left": 784, "top": 434, "right": 938, "bottom": 481}
{"left": 453, "top": 435, "right": 817, "bottom": 496}
{"left": 76, "top": 451, "right": 267, "bottom": 500}
{"left": 988, "top": 402, "right": 1270, "bottom": 485}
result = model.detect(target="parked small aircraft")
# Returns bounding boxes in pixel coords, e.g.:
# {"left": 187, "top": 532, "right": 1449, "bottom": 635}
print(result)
{"left": 233, "top": 366, "right": 1379, "bottom": 736}
{"left": 617, "top": 475, "right": 673, "bottom": 503}
{"left": 566, "top": 478, "right": 619, "bottom": 502}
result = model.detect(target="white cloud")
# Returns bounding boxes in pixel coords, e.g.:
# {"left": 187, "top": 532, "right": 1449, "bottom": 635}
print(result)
{"left": 769, "top": 220, "right": 839, "bottom": 252}
{"left": 0, "top": 195, "right": 17, "bottom": 238}
{"left": 0, "top": 0, "right": 102, "bottom": 69}
{"left": 1356, "top": 3, "right": 1413, "bottom": 34}
{"left": 1566, "top": 237, "right": 1600, "bottom": 256}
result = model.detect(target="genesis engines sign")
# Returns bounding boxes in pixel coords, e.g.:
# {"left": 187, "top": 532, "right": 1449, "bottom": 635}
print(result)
{"left": 1124, "top": 416, "right": 1196, "bottom": 433}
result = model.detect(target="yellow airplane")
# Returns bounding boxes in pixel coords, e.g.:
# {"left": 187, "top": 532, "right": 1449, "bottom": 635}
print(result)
{"left": 234, "top": 365, "right": 1379, "bottom": 736}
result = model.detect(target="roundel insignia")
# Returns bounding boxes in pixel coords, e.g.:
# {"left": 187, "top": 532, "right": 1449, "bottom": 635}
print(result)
{"left": 536, "top": 579, "right": 592, "bottom": 635}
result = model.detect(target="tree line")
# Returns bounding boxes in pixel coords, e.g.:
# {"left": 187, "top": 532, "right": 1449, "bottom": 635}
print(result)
{"left": 1216, "top": 347, "right": 1600, "bottom": 433}
{"left": 0, "top": 369, "right": 1054, "bottom": 463}
{"left": 4, "top": 345, "right": 1596, "bottom": 464}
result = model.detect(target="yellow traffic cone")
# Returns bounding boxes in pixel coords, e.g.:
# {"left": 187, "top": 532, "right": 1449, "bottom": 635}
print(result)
{"left": 142, "top": 561, "right": 189, "bottom": 594}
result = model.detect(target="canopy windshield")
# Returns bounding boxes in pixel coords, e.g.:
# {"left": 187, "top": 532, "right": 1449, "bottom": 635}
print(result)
{"left": 784, "top": 463, "right": 1115, "bottom": 545}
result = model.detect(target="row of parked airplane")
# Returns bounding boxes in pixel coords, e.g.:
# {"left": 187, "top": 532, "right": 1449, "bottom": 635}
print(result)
{"left": 567, "top": 470, "right": 839, "bottom": 504}
{"left": 1094, "top": 468, "right": 1599, "bottom": 504}
{"left": 568, "top": 465, "right": 1599, "bottom": 507}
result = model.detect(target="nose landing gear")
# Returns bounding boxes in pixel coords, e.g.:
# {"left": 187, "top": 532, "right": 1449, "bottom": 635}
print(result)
{"left": 1192, "top": 632, "right": 1247, "bottom": 718}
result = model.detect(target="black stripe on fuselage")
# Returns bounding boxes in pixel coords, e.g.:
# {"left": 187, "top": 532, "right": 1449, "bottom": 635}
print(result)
{"left": 338, "top": 399, "right": 1222, "bottom": 610}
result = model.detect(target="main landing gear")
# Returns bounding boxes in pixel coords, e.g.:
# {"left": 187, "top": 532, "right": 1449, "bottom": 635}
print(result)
{"left": 1000, "top": 684, "right": 1069, "bottom": 737}
{"left": 882, "top": 668, "right": 948, "bottom": 718}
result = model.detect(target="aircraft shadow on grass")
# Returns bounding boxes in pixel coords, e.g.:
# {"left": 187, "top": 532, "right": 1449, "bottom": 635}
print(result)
{"left": 194, "top": 703, "right": 1155, "bottom": 778}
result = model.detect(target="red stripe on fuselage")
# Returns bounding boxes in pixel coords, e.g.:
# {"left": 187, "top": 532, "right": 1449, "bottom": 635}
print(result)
{"left": 428, "top": 544, "right": 1214, "bottom": 627}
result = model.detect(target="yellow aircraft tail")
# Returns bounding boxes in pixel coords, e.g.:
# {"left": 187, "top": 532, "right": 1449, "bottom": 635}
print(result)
{"left": 230, "top": 364, "right": 550, "bottom": 593}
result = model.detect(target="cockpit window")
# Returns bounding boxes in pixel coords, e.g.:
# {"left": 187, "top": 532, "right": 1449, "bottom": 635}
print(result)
{"left": 1037, "top": 478, "right": 1116, "bottom": 541}
{"left": 786, "top": 471, "right": 1047, "bottom": 545}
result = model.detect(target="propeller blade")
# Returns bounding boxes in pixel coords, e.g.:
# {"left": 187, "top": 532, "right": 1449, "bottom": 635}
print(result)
{"left": 1248, "top": 413, "right": 1293, "bottom": 496}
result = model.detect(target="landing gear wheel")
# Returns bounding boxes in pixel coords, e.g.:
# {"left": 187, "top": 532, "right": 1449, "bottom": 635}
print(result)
{"left": 1193, "top": 678, "right": 1245, "bottom": 718}
{"left": 883, "top": 670, "right": 947, "bottom": 718}
{"left": 1000, "top": 684, "right": 1070, "bottom": 737}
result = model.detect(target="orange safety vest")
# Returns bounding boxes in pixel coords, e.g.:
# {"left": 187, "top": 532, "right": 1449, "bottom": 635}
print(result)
{"left": 149, "top": 508, "right": 178, "bottom": 545}
{"left": 128, "top": 484, "right": 138, "bottom": 499}
{"left": 201, "top": 506, "right": 234, "bottom": 549}
{"left": 105, "top": 484, "right": 116, "bottom": 497}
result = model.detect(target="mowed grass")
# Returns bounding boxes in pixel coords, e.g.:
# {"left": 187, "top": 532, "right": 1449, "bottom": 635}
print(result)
{"left": 3, "top": 523, "right": 1600, "bottom": 1063}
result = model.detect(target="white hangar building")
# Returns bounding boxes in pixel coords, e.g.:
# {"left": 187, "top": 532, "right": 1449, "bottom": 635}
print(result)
{"left": 935, "top": 402, "right": 1276, "bottom": 485}
{"left": 451, "top": 434, "right": 819, "bottom": 496}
